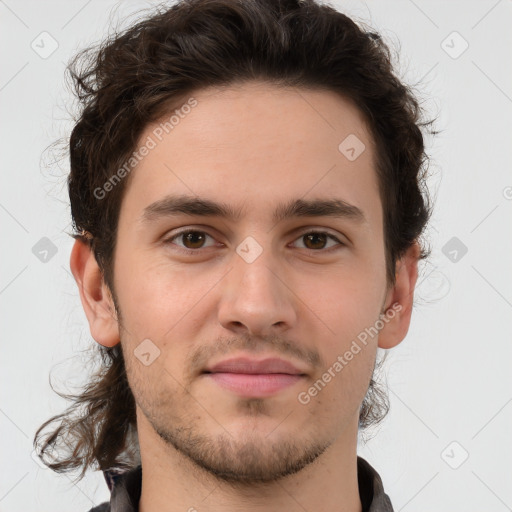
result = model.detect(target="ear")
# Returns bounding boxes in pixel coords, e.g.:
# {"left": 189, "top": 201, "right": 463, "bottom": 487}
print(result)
{"left": 69, "top": 238, "right": 120, "bottom": 347}
{"left": 378, "top": 241, "right": 421, "bottom": 349}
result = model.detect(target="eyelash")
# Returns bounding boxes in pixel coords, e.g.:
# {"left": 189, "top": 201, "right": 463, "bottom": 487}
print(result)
{"left": 163, "top": 229, "right": 345, "bottom": 255}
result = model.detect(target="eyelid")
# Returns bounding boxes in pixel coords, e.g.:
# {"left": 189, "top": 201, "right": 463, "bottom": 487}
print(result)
{"left": 292, "top": 227, "right": 347, "bottom": 244}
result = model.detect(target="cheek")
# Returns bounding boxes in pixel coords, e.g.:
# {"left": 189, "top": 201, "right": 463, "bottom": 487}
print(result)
{"left": 114, "top": 252, "right": 227, "bottom": 370}
{"left": 303, "top": 263, "right": 384, "bottom": 338}
{"left": 299, "top": 269, "right": 382, "bottom": 397}
{"left": 297, "top": 347, "right": 377, "bottom": 433}
{"left": 300, "top": 328, "right": 377, "bottom": 422}
{"left": 114, "top": 251, "right": 181, "bottom": 333}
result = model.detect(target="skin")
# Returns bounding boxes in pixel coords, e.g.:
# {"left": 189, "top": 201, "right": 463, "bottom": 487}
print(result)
{"left": 70, "top": 81, "right": 420, "bottom": 512}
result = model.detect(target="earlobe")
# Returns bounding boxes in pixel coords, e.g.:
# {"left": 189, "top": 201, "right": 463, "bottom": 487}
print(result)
{"left": 69, "top": 238, "right": 120, "bottom": 348}
{"left": 377, "top": 242, "right": 421, "bottom": 349}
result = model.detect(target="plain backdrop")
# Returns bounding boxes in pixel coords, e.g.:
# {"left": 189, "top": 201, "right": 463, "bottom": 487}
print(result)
{"left": 1, "top": 0, "right": 511, "bottom": 510}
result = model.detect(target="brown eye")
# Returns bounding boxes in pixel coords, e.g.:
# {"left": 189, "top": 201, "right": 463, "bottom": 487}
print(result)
{"left": 181, "top": 231, "right": 206, "bottom": 249}
{"left": 291, "top": 231, "right": 344, "bottom": 251}
{"left": 166, "top": 230, "right": 217, "bottom": 251}
{"left": 303, "top": 232, "right": 328, "bottom": 249}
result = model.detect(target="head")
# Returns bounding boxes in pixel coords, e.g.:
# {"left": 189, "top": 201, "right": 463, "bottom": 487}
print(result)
{"left": 34, "top": 0, "right": 432, "bottom": 482}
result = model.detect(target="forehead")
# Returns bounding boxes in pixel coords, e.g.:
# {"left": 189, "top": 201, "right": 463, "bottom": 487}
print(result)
{"left": 120, "top": 82, "right": 381, "bottom": 228}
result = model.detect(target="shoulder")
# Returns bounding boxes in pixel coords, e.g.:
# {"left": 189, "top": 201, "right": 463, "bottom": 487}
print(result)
{"left": 357, "top": 456, "right": 394, "bottom": 512}
{"left": 86, "top": 503, "right": 110, "bottom": 512}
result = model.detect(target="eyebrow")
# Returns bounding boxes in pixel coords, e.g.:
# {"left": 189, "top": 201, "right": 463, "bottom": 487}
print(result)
{"left": 140, "top": 194, "right": 367, "bottom": 226}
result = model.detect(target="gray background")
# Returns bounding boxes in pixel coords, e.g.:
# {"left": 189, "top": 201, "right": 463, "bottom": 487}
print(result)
{"left": 1, "top": 0, "right": 511, "bottom": 510}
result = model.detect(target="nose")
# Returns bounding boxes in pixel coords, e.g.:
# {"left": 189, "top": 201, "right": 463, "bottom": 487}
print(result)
{"left": 217, "top": 246, "right": 298, "bottom": 337}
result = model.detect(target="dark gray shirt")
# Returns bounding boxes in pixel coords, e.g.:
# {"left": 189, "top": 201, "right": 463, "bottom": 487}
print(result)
{"left": 88, "top": 456, "right": 393, "bottom": 512}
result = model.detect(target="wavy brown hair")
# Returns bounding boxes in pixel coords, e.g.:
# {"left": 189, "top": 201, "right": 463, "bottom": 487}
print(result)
{"left": 34, "top": 0, "right": 434, "bottom": 480}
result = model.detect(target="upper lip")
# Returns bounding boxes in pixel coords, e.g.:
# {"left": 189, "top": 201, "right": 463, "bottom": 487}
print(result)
{"left": 204, "top": 357, "right": 306, "bottom": 375}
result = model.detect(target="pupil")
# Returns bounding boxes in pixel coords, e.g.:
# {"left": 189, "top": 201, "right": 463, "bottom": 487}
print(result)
{"left": 305, "top": 233, "right": 326, "bottom": 249}
{"left": 184, "top": 232, "right": 205, "bottom": 248}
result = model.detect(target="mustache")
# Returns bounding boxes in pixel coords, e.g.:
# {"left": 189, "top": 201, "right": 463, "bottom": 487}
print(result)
{"left": 188, "top": 333, "right": 322, "bottom": 375}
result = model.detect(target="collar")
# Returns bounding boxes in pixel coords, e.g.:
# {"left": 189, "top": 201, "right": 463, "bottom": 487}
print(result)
{"left": 93, "top": 456, "right": 393, "bottom": 512}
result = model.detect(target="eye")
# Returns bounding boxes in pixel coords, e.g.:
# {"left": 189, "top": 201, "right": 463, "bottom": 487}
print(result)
{"left": 163, "top": 228, "right": 345, "bottom": 255}
{"left": 290, "top": 230, "right": 344, "bottom": 251}
{"left": 165, "top": 229, "right": 218, "bottom": 252}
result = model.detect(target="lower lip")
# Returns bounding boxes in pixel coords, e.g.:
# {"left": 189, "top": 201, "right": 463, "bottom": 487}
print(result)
{"left": 204, "top": 372, "right": 304, "bottom": 397}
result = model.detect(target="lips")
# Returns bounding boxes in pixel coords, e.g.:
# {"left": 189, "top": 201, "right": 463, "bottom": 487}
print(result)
{"left": 203, "top": 357, "right": 306, "bottom": 375}
{"left": 202, "top": 357, "right": 307, "bottom": 397}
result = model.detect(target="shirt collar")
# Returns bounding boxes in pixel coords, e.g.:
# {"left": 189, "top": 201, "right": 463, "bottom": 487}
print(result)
{"left": 99, "top": 456, "right": 393, "bottom": 512}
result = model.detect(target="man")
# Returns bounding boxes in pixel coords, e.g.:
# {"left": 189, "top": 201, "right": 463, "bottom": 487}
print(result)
{"left": 34, "top": 0, "right": 433, "bottom": 510}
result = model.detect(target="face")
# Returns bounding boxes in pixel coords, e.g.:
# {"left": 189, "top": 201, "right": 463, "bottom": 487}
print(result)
{"left": 108, "top": 81, "right": 395, "bottom": 483}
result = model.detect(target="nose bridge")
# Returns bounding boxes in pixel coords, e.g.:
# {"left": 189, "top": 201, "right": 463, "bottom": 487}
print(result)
{"left": 233, "top": 238, "right": 284, "bottom": 305}
{"left": 237, "top": 249, "right": 277, "bottom": 296}
{"left": 217, "top": 237, "right": 297, "bottom": 334}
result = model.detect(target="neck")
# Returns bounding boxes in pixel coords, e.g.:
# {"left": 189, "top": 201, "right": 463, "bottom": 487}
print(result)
{"left": 137, "top": 412, "right": 362, "bottom": 512}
